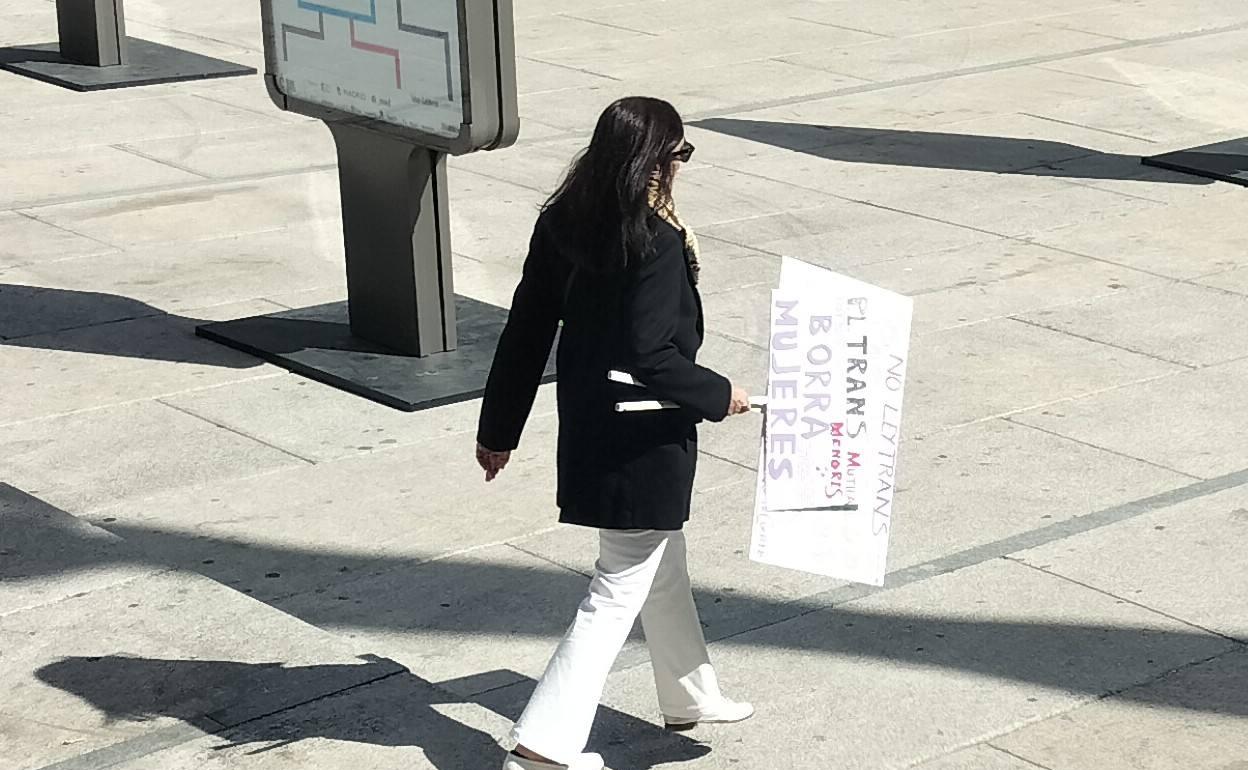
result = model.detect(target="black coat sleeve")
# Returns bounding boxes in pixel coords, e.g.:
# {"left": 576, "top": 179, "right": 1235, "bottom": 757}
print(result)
{"left": 477, "top": 223, "right": 562, "bottom": 452}
{"left": 626, "top": 227, "right": 733, "bottom": 423}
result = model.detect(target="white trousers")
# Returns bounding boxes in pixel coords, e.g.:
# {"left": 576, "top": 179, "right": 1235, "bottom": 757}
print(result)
{"left": 511, "top": 529, "right": 724, "bottom": 764}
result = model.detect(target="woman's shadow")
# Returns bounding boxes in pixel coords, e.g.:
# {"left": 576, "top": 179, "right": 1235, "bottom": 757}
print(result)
{"left": 35, "top": 654, "right": 711, "bottom": 770}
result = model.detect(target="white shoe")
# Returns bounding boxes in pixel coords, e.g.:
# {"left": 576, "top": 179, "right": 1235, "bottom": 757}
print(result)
{"left": 502, "top": 750, "right": 605, "bottom": 770}
{"left": 663, "top": 699, "right": 755, "bottom": 731}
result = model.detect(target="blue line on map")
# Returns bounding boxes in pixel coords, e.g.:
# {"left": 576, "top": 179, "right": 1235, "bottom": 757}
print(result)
{"left": 297, "top": 0, "right": 377, "bottom": 24}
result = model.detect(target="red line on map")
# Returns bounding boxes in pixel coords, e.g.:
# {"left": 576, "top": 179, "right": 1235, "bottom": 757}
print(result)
{"left": 349, "top": 18, "right": 402, "bottom": 88}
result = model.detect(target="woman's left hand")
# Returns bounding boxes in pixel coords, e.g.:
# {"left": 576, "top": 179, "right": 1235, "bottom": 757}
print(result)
{"left": 476, "top": 442, "right": 512, "bottom": 482}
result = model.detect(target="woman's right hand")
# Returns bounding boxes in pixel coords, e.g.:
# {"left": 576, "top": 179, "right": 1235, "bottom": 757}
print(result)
{"left": 727, "top": 384, "right": 752, "bottom": 417}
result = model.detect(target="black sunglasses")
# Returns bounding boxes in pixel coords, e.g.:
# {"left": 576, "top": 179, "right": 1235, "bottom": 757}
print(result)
{"left": 671, "top": 142, "right": 695, "bottom": 163}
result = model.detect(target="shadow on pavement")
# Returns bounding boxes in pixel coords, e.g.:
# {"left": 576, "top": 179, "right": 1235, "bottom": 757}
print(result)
{"left": 691, "top": 118, "right": 1217, "bottom": 184}
{"left": 5, "top": 484, "right": 1244, "bottom": 721}
{"left": 0, "top": 284, "right": 262, "bottom": 368}
{"left": 34, "top": 655, "right": 709, "bottom": 770}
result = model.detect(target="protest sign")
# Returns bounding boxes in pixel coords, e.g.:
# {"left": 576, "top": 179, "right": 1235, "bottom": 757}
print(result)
{"left": 750, "top": 258, "right": 913, "bottom": 586}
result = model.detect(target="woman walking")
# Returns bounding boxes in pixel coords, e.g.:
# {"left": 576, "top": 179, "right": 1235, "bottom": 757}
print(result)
{"left": 476, "top": 96, "right": 754, "bottom": 770}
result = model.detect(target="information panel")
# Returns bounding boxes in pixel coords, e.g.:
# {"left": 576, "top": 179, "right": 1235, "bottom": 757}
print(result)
{"left": 269, "top": 0, "right": 465, "bottom": 139}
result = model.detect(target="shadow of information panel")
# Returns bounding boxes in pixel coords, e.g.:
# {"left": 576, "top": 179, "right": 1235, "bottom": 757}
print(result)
{"left": 1143, "top": 137, "right": 1248, "bottom": 187}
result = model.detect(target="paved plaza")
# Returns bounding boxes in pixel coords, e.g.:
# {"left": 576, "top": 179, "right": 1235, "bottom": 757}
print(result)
{"left": 4, "top": 0, "right": 1248, "bottom": 768}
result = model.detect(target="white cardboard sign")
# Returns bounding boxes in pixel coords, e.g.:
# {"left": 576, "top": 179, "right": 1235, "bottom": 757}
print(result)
{"left": 750, "top": 258, "right": 914, "bottom": 586}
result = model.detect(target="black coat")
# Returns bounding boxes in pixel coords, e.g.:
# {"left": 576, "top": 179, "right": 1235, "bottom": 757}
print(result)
{"left": 477, "top": 213, "right": 731, "bottom": 530}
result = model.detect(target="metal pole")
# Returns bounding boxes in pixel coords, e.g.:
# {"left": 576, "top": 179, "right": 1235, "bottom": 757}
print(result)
{"left": 328, "top": 122, "right": 458, "bottom": 357}
{"left": 55, "top": 0, "right": 128, "bottom": 67}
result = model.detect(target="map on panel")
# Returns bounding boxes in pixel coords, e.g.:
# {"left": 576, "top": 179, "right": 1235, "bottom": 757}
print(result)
{"left": 270, "top": 0, "right": 465, "bottom": 138}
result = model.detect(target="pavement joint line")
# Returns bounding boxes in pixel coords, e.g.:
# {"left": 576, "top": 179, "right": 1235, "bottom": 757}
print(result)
{"left": 517, "top": 54, "right": 624, "bottom": 82}
{"left": 15, "top": 163, "right": 340, "bottom": 212}
{"left": 1009, "top": 315, "right": 1198, "bottom": 370}
{"left": 1015, "top": 239, "right": 1182, "bottom": 282}
{"left": 785, "top": 17, "right": 893, "bottom": 38}
{"left": 697, "top": 448, "right": 757, "bottom": 475}
{"left": 506, "top": 542, "right": 593, "bottom": 579}
{"left": 1016, "top": 111, "right": 1157, "bottom": 143}
{"left": 110, "top": 143, "right": 214, "bottom": 181}
{"left": 612, "top": 462, "right": 1248, "bottom": 675}
{"left": 1034, "top": 62, "right": 1140, "bottom": 89}
{"left": 557, "top": 12, "right": 660, "bottom": 38}
{"left": 0, "top": 308, "right": 168, "bottom": 344}
{"left": 984, "top": 743, "right": 1059, "bottom": 770}
{"left": 12, "top": 209, "right": 121, "bottom": 251}
{"left": 0, "top": 568, "right": 172, "bottom": 622}
{"left": 1004, "top": 557, "right": 1246, "bottom": 644}
{"left": 1001, "top": 416, "right": 1201, "bottom": 481}
{"left": 155, "top": 399, "right": 318, "bottom": 466}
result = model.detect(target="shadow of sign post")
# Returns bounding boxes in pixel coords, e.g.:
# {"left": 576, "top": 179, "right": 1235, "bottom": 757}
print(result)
{"left": 0, "top": 0, "right": 255, "bottom": 91}
{"left": 196, "top": 0, "right": 553, "bottom": 412}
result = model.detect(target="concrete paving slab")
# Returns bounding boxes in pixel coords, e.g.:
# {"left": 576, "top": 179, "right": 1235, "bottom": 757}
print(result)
{"left": 514, "top": 55, "right": 617, "bottom": 96}
{"left": 888, "top": 418, "right": 1194, "bottom": 572}
{"left": 0, "top": 483, "right": 156, "bottom": 616}
{"left": 272, "top": 542, "right": 594, "bottom": 695}
{"left": 118, "top": 123, "right": 336, "bottom": 180}
{"left": 882, "top": 172, "right": 1165, "bottom": 240}
{"left": 0, "top": 145, "right": 202, "bottom": 209}
{"left": 0, "top": 399, "right": 303, "bottom": 514}
{"left": 996, "top": 648, "right": 1248, "bottom": 770}
{"left": 20, "top": 171, "right": 342, "bottom": 249}
{"left": 1019, "top": 281, "right": 1248, "bottom": 368}
{"left": 163, "top": 375, "right": 556, "bottom": 463}
{"left": 1043, "top": 2, "right": 1248, "bottom": 41}
{"left": 4, "top": 224, "right": 345, "bottom": 313}
{"left": 122, "top": 0, "right": 265, "bottom": 51}
{"left": 697, "top": 199, "right": 995, "bottom": 269}
{"left": 527, "top": 18, "right": 878, "bottom": 82}
{"left": 1014, "top": 484, "right": 1248, "bottom": 640}
{"left": 449, "top": 136, "right": 580, "bottom": 195}
{"left": 82, "top": 417, "right": 568, "bottom": 600}
{"left": 1011, "top": 357, "right": 1248, "bottom": 479}
{"left": 1028, "top": 195, "right": 1248, "bottom": 278}
{"left": 0, "top": 570, "right": 395, "bottom": 770}
{"left": 0, "top": 211, "right": 116, "bottom": 269}
{"left": 673, "top": 164, "right": 845, "bottom": 230}
{"left": 513, "top": 12, "right": 651, "bottom": 59}
{"left": 904, "top": 316, "right": 1184, "bottom": 437}
{"left": 848, "top": 244, "right": 1162, "bottom": 336}
{"left": 599, "top": 559, "right": 1235, "bottom": 769}
{"left": 447, "top": 170, "right": 548, "bottom": 263}
{"left": 0, "top": 94, "right": 282, "bottom": 158}
{"left": 186, "top": 77, "right": 313, "bottom": 126}
{"left": 782, "top": 21, "right": 1122, "bottom": 83}
{"left": 0, "top": 302, "right": 279, "bottom": 424}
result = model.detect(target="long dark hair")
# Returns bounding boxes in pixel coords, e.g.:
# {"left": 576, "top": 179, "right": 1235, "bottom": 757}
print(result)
{"left": 542, "top": 97, "right": 685, "bottom": 273}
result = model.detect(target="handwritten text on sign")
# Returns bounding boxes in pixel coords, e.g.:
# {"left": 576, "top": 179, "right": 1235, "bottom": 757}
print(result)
{"left": 764, "top": 292, "right": 852, "bottom": 512}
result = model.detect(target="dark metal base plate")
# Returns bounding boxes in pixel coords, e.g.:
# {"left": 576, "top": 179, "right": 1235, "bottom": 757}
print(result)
{"left": 1142, "top": 137, "right": 1248, "bottom": 186}
{"left": 196, "top": 296, "right": 556, "bottom": 412}
{"left": 0, "top": 38, "right": 255, "bottom": 92}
